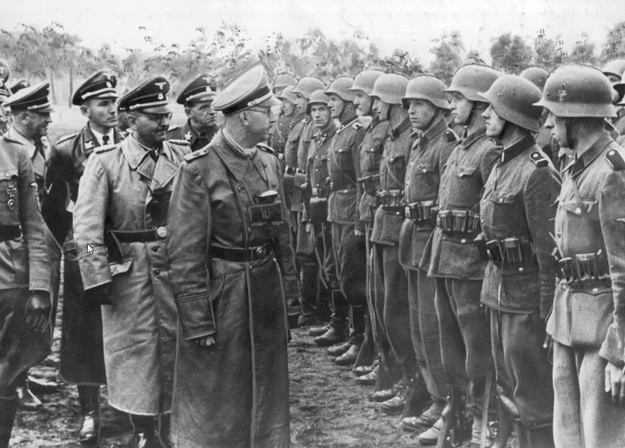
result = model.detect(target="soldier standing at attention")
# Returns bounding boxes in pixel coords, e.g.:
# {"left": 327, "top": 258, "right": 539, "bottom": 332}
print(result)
{"left": 269, "top": 86, "right": 298, "bottom": 167}
{"left": 313, "top": 77, "right": 367, "bottom": 367}
{"left": 0, "top": 114, "right": 52, "bottom": 448}
{"left": 42, "top": 71, "right": 124, "bottom": 444}
{"left": 167, "top": 74, "right": 218, "bottom": 151}
{"left": 397, "top": 75, "right": 455, "bottom": 433}
{"left": 73, "top": 77, "right": 189, "bottom": 447}
{"left": 537, "top": 64, "right": 625, "bottom": 448}
{"left": 166, "top": 65, "right": 292, "bottom": 448}
{"left": 420, "top": 65, "right": 501, "bottom": 446}
{"left": 478, "top": 75, "right": 560, "bottom": 448}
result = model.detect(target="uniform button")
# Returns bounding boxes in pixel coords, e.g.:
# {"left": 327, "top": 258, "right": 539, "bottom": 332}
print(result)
{"left": 483, "top": 199, "right": 487, "bottom": 204}
{"left": 153, "top": 269, "right": 160, "bottom": 275}
{"left": 575, "top": 208, "right": 581, "bottom": 214}
{"left": 499, "top": 199, "right": 504, "bottom": 203}
{"left": 152, "top": 246, "right": 159, "bottom": 252}
{"left": 593, "top": 287, "right": 599, "bottom": 292}
{"left": 519, "top": 267, "right": 524, "bottom": 272}
{"left": 5, "top": 172, "right": 9, "bottom": 178}
{"left": 461, "top": 238, "right": 466, "bottom": 244}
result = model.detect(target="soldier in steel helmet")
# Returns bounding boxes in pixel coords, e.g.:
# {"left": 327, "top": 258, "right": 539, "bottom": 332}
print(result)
{"left": 269, "top": 86, "right": 298, "bottom": 168}
{"left": 368, "top": 73, "right": 421, "bottom": 413}
{"left": 397, "top": 75, "right": 456, "bottom": 434}
{"left": 41, "top": 71, "right": 124, "bottom": 444}
{"left": 167, "top": 74, "right": 218, "bottom": 151}
{"left": 478, "top": 75, "right": 561, "bottom": 448}
{"left": 420, "top": 64, "right": 501, "bottom": 446}
{"left": 311, "top": 77, "right": 367, "bottom": 368}
{"left": 349, "top": 70, "right": 390, "bottom": 383}
{"left": 272, "top": 72, "right": 298, "bottom": 96}
{"left": 297, "top": 90, "right": 338, "bottom": 342}
{"left": 536, "top": 64, "right": 625, "bottom": 448}
{"left": 72, "top": 76, "right": 190, "bottom": 447}
{"left": 166, "top": 65, "right": 292, "bottom": 447}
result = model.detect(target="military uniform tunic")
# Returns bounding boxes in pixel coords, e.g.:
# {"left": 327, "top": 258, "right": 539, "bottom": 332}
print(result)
{"left": 546, "top": 132, "right": 625, "bottom": 448}
{"left": 42, "top": 126, "right": 123, "bottom": 385}
{"left": 167, "top": 119, "right": 217, "bottom": 152}
{"left": 166, "top": 130, "right": 291, "bottom": 448}
{"left": 398, "top": 116, "right": 454, "bottom": 401}
{"left": 73, "top": 135, "right": 189, "bottom": 415}
{"left": 0, "top": 136, "right": 51, "bottom": 392}
{"left": 480, "top": 135, "right": 560, "bottom": 427}
{"left": 269, "top": 112, "right": 296, "bottom": 163}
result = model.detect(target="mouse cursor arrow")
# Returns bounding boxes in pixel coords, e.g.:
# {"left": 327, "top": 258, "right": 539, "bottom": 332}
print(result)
{"left": 86, "top": 244, "right": 94, "bottom": 255}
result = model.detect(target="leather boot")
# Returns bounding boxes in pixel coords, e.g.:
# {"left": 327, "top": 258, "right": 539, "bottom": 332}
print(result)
{"left": 313, "top": 325, "right": 347, "bottom": 346}
{"left": 313, "top": 290, "right": 348, "bottom": 346}
{"left": 334, "top": 329, "right": 364, "bottom": 366}
{"left": 308, "top": 325, "right": 330, "bottom": 337}
{"left": 327, "top": 341, "right": 351, "bottom": 357}
{"left": 517, "top": 422, "right": 555, "bottom": 448}
{"left": 14, "top": 370, "right": 41, "bottom": 411}
{"left": 158, "top": 413, "right": 173, "bottom": 448}
{"left": 130, "top": 414, "right": 158, "bottom": 448}
{"left": 0, "top": 395, "right": 18, "bottom": 448}
{"left": 77, "top": 385, "right": 100, "bottom": 444}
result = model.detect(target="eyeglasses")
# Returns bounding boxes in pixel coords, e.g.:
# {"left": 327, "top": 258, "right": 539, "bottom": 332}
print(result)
{"left": 247, "top": 107, "right": 275, "bottom": 118}
{"left": 139, "top": 112, "right": 173, "bottom": 122}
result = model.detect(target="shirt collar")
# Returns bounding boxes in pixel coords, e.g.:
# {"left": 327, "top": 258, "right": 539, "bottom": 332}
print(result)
{"left": 458, "top": 126, "right": 487, "bottom": 150}
{"left": 89, "top": 125, "right": 115, "bottom": 146}
{"left": 500, "top": 135, "right": 534, "bottom": 164}
{"left": 570, "top": 131, "right": 613, "bottom": 177}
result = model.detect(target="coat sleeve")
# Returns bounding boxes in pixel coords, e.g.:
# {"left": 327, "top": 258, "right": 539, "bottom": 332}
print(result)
{"left": 166, "top": 161, "right": 215, "bottom": 340}
{"left": 524, "top": 166, "right": 561, "bottom": 318}
{"left": 599, "top": 169, "right": 625, "bottom": 368}
{"left": 18, "top": 146, "right": 51, "bottom": 292}
{"left": 73, "top": 154, "right": 111, "bottom": 290}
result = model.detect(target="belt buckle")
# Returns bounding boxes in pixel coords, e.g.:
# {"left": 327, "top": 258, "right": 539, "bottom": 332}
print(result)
{"left": 255, "top": 245, "right": 267, "bottom": 259}
{"left": 156, "top": 226, "right": 168, "bottom": 239}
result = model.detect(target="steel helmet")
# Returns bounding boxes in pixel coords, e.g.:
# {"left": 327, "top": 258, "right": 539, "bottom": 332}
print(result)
{"left": 614, "top": 73, "right": 625, "bottom": 105}
{"left": 277, "top": 86, "right": 298, "bottom": 104}
{"left": 291, "top": 77, "right": 325, "bottom": 100}
{"left": 325, "top": 76, "right": 355, "bottom": 102}
{"left": 445, "top": 64, "right": 501, "bottom": 102}
{"left": 601, "top": 59, "right": 625, "bottom": 81}
{"left": 402, "top": 75, "right": 450, "bottom": 110}
{"left": 350, "top": 70, "right": 385, "bottom": 95}
{"left": 478, "top": 75, "right": 543, "bottom": 133}
{"left": 273, "top": 73, "right": 298, "bottom": 90}
{"left": 307, "top": 89, "right": 331, "bottom": 114}
{"left": 534, "top": 64, "right": 616, "bottom": 118}
{"left": 520, "top": 67, "right": 549, "bottom": 92}
{"left": 369, "top": 74, "right": 409, "bottom": 105}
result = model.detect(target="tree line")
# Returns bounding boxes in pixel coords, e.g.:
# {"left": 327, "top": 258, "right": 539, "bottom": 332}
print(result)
{"left": 1, "top": 20, "right": 625, "bottom": 106}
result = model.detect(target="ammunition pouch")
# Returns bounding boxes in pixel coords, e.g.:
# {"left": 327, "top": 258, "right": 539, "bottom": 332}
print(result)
{"left": 554, "top": 250, "right": 611, "bottom": 289}
{"left": 378, "top": 189, "right": 405, "bottom": 216}
{"left": 404, "top": 200, "right": 438, "bottom": 228}
{"left": 309, "top": 197, "right": 328, "bottom": 225}
{"left": 358, "top": 174, "right": 380, "bottom": 196}
{"left": 437, "top": 209, "right": 480, "bottom": 235}
{"left": 482, "top": 237, "right": 534, "bottom": 265}
{"left": 283, "top": 167, "right": 306, "bottom": 210}
{"left": 247, "top": 201, "right": 284, "bottom": 227}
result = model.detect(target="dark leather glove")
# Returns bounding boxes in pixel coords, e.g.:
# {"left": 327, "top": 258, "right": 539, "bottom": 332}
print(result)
{"left": 86, "top": 283, "right": 113, "bottom": 306}
{"left": 25, "top": 290, "right": 51, "bottom": 333}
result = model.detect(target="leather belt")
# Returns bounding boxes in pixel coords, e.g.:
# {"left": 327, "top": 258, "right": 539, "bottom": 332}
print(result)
{"left": 211, "top": 243, "right": 273, "bottom": 262}
{"left": 111, "top": 227, "right": 168, "bottom": 242}
{"left": 483, "top": 237, "right": 534, "bottom": 265}
{"left": 0, "top": 225, "right": 21, "bottom": 242}
{"left": 358, "top": 174, "right": 380, "bottom": 196}
{"left": 310, "top": 187, "right": 329, "bottom": 198}
{"left": 555, "top": 250, "right": 610, "bottom": 288}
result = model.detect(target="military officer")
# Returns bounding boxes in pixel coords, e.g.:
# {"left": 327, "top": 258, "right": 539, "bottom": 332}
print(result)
{"left": 73, "top": 76, "right": 189, "bottom": 447}
{"left": 272, "top": 72, "right": 297, "bottom": 95}
{"left": 269, "top": 86, "right": 298, "bottom": 166}
{"left": 349, "top": 70, "right": 389, "bottom": 380}
{"left": 297, "top": 90, "right": 337, "bottom": 328}
{"left": 312, "top": 77, "right": 367, "bottom": 368}
{"left": 166, "top": 65, "right": 292, "bottom": 448}
{"left": 478, "top": 75, "right": 560, "bottom": 448}
{"left": 4, "top": 82, "right": 61, "bottom": 411}
{"left": 167, "top": 74, "right": 218, "bottom": 151}
{"left": 368, "top": 73, "right": 419, "bottom": 410}
{"left": 397, "top": 75, "right": 455, "bottom": 432}
{"left": 420, "top": 65, "right": 501, "bottom": 446}
{"left": 41, "top": 71, "right": 124, "bottom": 444}
{"left": 0, "top": 122, "right": 52, "bottom": 448}
{"left": 535, "top": 65, "right": 625, "bottom": 448}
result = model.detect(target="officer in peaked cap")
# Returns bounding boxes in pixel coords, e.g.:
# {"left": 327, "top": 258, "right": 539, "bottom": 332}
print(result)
{"left": 9, "top": 79, "right": 30, "bottom": 96}
{"left": 167, "top": 64, "right": 295, "bottom": 447}
{"left": 167, "top": 74, "right": 218, "bottom": 151}
{"left": 72, "top": 75, "right": 189, "bottom": 447}
{"left": 41, "top": 70, "right": 122, "bottom": 444}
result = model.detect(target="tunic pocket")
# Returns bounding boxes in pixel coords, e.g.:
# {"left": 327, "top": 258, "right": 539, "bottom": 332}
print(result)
{"left": 456, "top": 165, "right": 477, "bottom": 178}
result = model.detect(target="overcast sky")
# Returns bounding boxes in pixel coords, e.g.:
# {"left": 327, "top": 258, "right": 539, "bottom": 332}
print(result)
{"left": 3, "top": 0, "right": 625, "bottom": 64}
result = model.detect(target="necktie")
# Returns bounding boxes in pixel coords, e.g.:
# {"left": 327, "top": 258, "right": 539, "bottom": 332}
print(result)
{"left": 102, "top": 135, "right": 110, "bottom": 145}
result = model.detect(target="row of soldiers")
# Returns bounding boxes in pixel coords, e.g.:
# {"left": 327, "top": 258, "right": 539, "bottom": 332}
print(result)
{"left": 269, "top": 61, "right": 625, "bottom": 448}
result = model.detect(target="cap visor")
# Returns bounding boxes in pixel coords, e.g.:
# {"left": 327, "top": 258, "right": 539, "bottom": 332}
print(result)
{"left": 141, "top": 105, "right": 172, "bottom": 114}
{"left": 258, "top": 96, "right": 281, "bottom": 108}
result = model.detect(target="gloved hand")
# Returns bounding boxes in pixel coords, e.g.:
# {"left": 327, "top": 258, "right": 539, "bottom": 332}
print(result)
{"left": 25, "top": 290, "right": 51, "bottom": 333}
{"left": 86, "top": 283, "right": 113, "bottom": 306}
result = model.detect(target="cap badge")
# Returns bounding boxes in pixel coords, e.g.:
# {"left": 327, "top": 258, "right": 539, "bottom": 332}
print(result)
{"left": 558, "top": 83, "right": 567, "bottom": 102}
{"left": 106, "top": 82, "right": 112, "bottom": 88}
{"left": 155, "top": 82, "right": 167, "bottom": 90}
{"left": 158, "top": 93, "right": 164, "bottom": 100}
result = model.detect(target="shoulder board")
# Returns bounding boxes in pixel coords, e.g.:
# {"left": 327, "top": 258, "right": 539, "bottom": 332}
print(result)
{"left": 605, "top": 147, "right": 625, "bottom": 171}
{"left": 56, "top": 132, "right": 79, "bottom": 144}
{"left": 1, "top": 135, "right": 24, "bottom": 146}
{"left": 352, "top": 122, "right": 363, "bottom": 130}
{"left": 167, "top": 125, "right": 181, "bottom": 132}
{"left": 94, "top": 143, "right": 119, "bottom": 154}
{"left": 168, "top": 139, "right": 190, "bottom": 146}
{"left": 529, "top": 151, "right": 549, "bottom": 167}
{"left": 304, "top": 116, "right": 312, "bottom": 123}
{"left": 184, "top": 147, "right": 209, "bottom": 162}
{"left": 257, "top": 143, "right": 275, "bottom": 154}
{"left": 443, "top": 130, "right": 457, "bottom": 143}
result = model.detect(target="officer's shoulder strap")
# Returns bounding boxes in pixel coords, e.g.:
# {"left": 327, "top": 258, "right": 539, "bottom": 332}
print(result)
{"left": 168, "top": 138, "right": 190, "bottom": 146}
{"left": 167, "top": 125, "right": 181, "bottom": 132}
{"left": 56, "top": 132, "right": 79, "bottom": 145}
{"left": 257, "top": 143, "right": 275, "bottom": 154}
{"left": 94, "top": 143, "right": 119, "bottom": 154}
{"left": 184, "top": 147, "right": 210, "bottom": 162}
{"left": 605, "top": 146, "right": 625, "bottom": 171}
{"left": 529, "top": 150, "right": 549, "bottom": 167}
{"left": 443, "top": 130, "right": 457, "bottom": 143}
{"left": 1, "top": 135, "right": 24, "bottom": 146}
